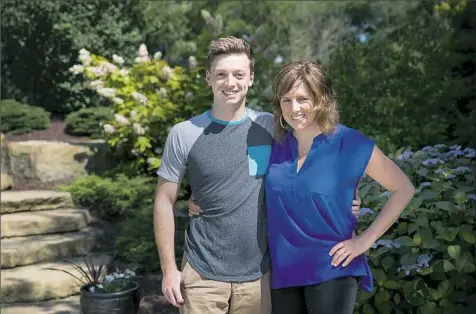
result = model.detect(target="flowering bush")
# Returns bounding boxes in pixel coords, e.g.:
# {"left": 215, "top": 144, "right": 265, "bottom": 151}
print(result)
{"left": 69, "top": 44, "right": 210, "bottom": 173}
{"left": 355, "top": 145, "right": 475, "bottom": 313}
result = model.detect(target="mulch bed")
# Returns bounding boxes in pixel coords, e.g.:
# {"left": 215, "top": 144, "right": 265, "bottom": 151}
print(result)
{"left": 5, "top": 120, "right": 92, "bottom": 143}
{"left": 137, "top": 274, "right": 179, "bottom": 314}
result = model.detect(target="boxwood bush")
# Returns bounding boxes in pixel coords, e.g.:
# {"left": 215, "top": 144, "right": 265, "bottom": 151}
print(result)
{"left": 65, "top": 106, "right": 113, "bottom": 139}
{"left": 0, "top": 99, "right": 50, "bottom": 134}
{"left": 356, "top": 144, "right": 476, "bottom": 313}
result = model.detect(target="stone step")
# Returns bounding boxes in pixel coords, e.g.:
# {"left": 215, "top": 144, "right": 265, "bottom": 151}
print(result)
{"left": 0, "top": 295, "right": 80, "bottom": 314}
{"left": 1, "top": 190, "right": 74, "bottom": 214}
{"left": 1, "top": 255, "right": 112, "bottom": 303}
{"left": 1, "top": 208, "right": 91, "bottom": 238}
{"left": 1, "top": 227, "right": 101, "bottom": 268}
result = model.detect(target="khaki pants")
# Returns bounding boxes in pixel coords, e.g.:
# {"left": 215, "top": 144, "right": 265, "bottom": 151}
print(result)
{"left": 180, "top": 257, "right": 272, "bottom": 314}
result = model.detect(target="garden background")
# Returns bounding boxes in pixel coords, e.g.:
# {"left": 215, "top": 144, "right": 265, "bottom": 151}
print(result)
{"left": 1, "top": 1, "right": 475, "bottom": 313}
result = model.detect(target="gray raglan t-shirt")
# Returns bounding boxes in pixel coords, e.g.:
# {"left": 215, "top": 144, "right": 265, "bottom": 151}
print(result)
{"left": 157, "top": 108, "right": 274, "bottom": 282}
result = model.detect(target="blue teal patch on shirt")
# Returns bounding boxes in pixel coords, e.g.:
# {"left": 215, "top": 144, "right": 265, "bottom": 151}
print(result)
{"left": 247, "top": 145, "right": 271, "bottom": 176}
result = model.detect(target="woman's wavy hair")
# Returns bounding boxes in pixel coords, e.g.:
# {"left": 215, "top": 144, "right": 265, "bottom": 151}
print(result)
{"left": 271, "top": 61, "right": 339, "bottom": 142}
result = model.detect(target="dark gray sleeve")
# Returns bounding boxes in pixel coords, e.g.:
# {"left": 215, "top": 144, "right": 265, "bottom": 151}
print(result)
{"left": 156, "top": 125, "right": 187, "bottom": 183}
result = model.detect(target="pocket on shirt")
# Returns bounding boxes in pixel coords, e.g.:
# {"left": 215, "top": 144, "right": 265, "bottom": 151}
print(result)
{"left": 247, "top": 145, "right": 272, "bottom": 176}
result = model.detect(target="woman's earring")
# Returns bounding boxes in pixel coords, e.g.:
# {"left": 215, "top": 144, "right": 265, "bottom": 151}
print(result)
{"left": 279, "top": 114, "right": 288, "bottom": 129}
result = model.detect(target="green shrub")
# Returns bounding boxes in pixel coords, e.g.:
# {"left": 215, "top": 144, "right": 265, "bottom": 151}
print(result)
{"left": 115, "top": 202, "right": 189, "bottom": 272}
{"left": 0, "top": 99, "right": 50, "bottom": 134}
{"left": 355, "top": 144, "right": 476, "bottom": 313}
{"left": 59, "top": 174, "right": 155, "bottom": 220}
{"left": 65, "top": 106, "right": 113, "bottom": 139}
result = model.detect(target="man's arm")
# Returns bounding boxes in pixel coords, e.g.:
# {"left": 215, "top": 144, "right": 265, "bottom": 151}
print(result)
{"left": 154, "top": 177, "right": 184, "bottom": 307}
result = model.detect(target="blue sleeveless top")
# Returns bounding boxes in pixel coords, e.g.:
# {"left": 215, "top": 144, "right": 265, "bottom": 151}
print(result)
{"left": 265, "top": 124, "right": 374, "bottom": 292}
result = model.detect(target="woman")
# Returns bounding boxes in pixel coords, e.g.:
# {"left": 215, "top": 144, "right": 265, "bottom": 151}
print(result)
{"left": 265, "top": 61, "right": 415, "bottom": 314}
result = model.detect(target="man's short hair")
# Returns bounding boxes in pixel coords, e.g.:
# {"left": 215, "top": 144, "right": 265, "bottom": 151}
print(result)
{"left": 206, "top": 36, "right": 255, "bottom": 72}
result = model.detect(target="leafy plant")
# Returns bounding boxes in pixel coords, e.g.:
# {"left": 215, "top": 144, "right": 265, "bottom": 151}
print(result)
{"left": 0, "top": 99, "right": 51, "bottom": 134}
{"left": 355, "top": 144, "right": 476, "bottom": 313}
{"left": 58, "top": 174, "right": 156, "bottom": 220}
{"left": 115, "top": 201, "right": 189, "bottom": 272}
{"left": 68, "top": 45, "right": 210, "bottom": 174}
{"left": 65, "top": 106, "right": 113, "bottom": 139}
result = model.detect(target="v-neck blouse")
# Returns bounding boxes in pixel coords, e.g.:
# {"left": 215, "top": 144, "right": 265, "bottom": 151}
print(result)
{"left": 265, "top": 124, "right": 375, "bottom": 292}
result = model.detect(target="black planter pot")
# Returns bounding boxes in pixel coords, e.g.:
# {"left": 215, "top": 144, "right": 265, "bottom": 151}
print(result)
{"left": 80, "top": 281, "right": 141, "bottom": 314}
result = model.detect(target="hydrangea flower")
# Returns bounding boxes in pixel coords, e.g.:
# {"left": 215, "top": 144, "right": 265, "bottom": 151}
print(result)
{"left": 422, "top": 158, "right": 445, "bottom": 166}
{"left": 397, "top": 151, "right": 413, "bottom": 161}
{"left": 464, "top": 148, "right": 476, "bottom": 158}
{"left": 358, "top": 208, "right": 374, "bottom": 217}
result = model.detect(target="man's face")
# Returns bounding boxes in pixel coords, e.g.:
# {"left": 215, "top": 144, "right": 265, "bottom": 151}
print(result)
{"left": 206, "top": 53, "right": 254, "bottom": 109}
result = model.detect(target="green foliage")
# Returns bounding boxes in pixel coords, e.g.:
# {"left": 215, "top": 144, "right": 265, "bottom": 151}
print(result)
{"left": 69, "top": 46, "right": 210, "bottom": 174}
{"left": 0, "top": 99, "right": 50, "bottom": 134}
{"left": 59, "top": 174, "right": 155, "bottom": 220}
{"left": 1, "top": 0, "right": 146, "bottom": 115}
{"left": 355, "top": 144, "right": 476, "bottom": 313}
{"left": 65, "top": 106, "right": 113, "bottom": 139}
{"left": 114, "top": 203, "right": 189, "bottom": 272}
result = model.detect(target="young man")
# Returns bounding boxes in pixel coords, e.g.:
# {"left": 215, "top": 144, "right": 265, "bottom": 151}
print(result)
{"left": 155, "top": 36, "right": 274, "bottom": 314}
{"left": 154, "top": 36, "right": 361, "bottom": 314}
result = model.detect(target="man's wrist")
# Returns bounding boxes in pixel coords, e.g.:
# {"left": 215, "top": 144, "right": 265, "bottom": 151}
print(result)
{"left": 161, "top": 261, "right": 178, "bottom": 274}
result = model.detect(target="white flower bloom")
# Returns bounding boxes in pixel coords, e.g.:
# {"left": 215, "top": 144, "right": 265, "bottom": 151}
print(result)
{"left": 69, "top": 64, "right": 84, "bottom": 75}
{"left": 449, "top": 145, "right": 462, "bottom": 150}
{"left": 154, "top": 147, "right": 163, "bottom": 154}
{"left": 445, "top": 174, "right": 456, "bottom": 179}
{"left": 133, "top": 123, "right": 146, "bottom": 135}
{"left": 97, "top": 87, "right": 116, "bottom": 98}
{"left": 467, "top": 194, "right": 476, "bottom": 200}
{"left": 138, "top": 44, "right": 149, "bottom": 58}
{"left": 162, "top": 66, "right": 174, "bottom": 80}
{"left": 79, "top": 54, "right": 93, "bottom": 66}
{"left": 147, "top": 157, "right": 155, "bottom": 165}
{"left": 129, "top": 110, "right": 137, "bottom": 119}
{"left": 104, "top": 275, "right": 115, "bottom": 283}
{"left": 434, "top": 168, "right": 445, "bottom": 174}
{"left": 103, "top": 124, "right": 116, "bottom": 134}
{"left": 112, "top": 54, "right": 125, "bottom": 65}
{"left": 88, "top": 66, "right": 105, "bottom": 77}
{"left": 114, "top": 114, "right": 129, "bottom": 126}
{"left": 154, "top": 51, "right": 162, "bottom": 60}
{"left": 131, "top": 92, "right": 148, "bottom": 105}
{"left": 100, "top": 61, "right": 118, "bottom": 74}
{"left": 89, "top": 79, "right": 105, "bottom": 89}
{"left": 420, "top": 182, "right": 432, "bottom": 188}
{"left": 422, "top": 146, "right": 434, "bottom": 152}
{"left": 381, "top": 191, "right": 392, "bottom": 198}
{"left": 79, "top": 48, "right": 90, "bottom": 56}
{"left": 157, "top": 87, "right": 167, "bottom": 98}
{"left": 113, "top": 97, "right": 124, "bottom": 104}
{"left": 97, "top": 284, "right": 104, "bottom": 289}
{"left": 119, "top": 69, "right": 129, "bottom": 76}
{"left": 185, "top": 91, "right": 193, "bottom": 99}
{"left": 434, "top": 144, "right": 447, "bottom": 149}
{"left": 89, "top": 286, "right": 96, "bottom": 292}
{"left": 188, "top": 56, "right": 198, "bottom": 68}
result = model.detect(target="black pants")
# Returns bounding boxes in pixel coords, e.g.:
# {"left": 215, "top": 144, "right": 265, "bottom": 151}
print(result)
{"left": 271, "top": 277, "right": 358, "bottom": 314}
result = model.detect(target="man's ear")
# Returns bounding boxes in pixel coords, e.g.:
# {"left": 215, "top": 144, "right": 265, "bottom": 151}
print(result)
{"left": 249, "top": 71, "right": 254, "bottom": 87}
{"left": 205, "top": 71, "right": 211, "bottom": 86}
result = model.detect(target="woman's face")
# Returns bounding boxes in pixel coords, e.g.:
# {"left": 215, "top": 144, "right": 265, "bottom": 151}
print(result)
{"left": 280, "top": 80, "right": 317, "bottom": 131}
